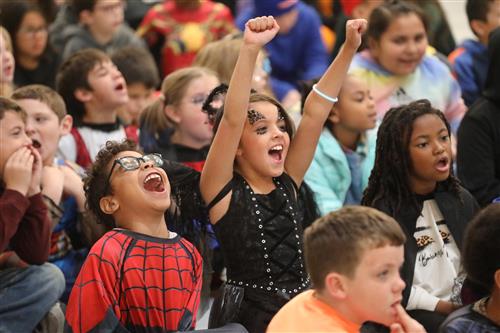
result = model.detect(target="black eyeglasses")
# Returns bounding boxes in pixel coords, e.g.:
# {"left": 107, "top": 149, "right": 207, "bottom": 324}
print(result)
{"left": 104, "top": 153, "right": 163, "bottom": 193}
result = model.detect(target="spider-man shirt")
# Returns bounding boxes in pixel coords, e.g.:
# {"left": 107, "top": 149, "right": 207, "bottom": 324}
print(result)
{"left": 65, "top": 228, "right": 202, "bottom": 333}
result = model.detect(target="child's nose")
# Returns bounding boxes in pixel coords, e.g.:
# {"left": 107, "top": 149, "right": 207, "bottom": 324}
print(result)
{"left": 141, "top": 160, "right": 155, "bottom": 170}
{"left": 273, "top": 128, "right": 284, "bottom": 138}
{"left": 434, "top": 142, "right": 446, "bottom": 154}
{"left": 393, "top": 275, "right": 406, "bottom": 293}
{"left": 406, "top": 41, "right": 419, "bottom": 55}
{"left": 25, "top": 121, "right": 35, "bottom": 136}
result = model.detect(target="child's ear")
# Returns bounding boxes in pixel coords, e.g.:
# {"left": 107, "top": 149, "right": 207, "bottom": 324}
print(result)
{"left": 164, "top": 105, "right": 181, "bottom": 124}
{"left": 327, "top": 108, "right": 340, "bottom": 124}
{"left": 59, "top": 115, "right": 73, "bottom": 136}
{"left": 74, "top": 88, "right": 93, "bottom": 103}
{"left": 79, "top": 9, "right": 94, "bottom": 26}
{"left": 470, "top": 20, "right": 487, "bottom": 41}
{"left": 324, "top": 272, "right": 348, "bottom": 300}
{"left": 100, "top": 196, "right": 119, "bottom": 215}
{"left": 494, "top": 269, "right": 500, "bottom": 289}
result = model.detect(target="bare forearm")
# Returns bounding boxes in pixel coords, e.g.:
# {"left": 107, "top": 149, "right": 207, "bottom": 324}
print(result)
{"left": 304, "top": 45, "right": 357, "bottom": 117}
{"left": 223, "top": 44, "right": 260, "bottom": 127}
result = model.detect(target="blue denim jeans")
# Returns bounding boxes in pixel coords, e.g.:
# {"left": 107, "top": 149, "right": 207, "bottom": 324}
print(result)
{"left": 0, "top": 263, "right": 65, "bottom": 333}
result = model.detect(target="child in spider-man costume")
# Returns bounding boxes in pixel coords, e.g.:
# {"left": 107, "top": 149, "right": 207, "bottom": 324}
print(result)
{"left": 65, "top": 140, "right": 202, "bottom": 333}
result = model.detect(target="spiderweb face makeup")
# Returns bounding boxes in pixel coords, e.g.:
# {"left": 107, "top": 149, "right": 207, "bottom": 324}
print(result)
{"left": 278, "top": 109, "right": 285, "bottom": 121}
{"left": 247, "top": 109, "right": 266, "bottom": 125}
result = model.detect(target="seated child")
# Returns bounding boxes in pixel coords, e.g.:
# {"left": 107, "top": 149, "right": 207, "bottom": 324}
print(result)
{"left": 305, "top": 74, "right": 377, "bottom": 215}
{"left": 267, "top": 206, "right": 425, "bottom": 333}
{"left": 440, "top": 203, "right": 500, "bottom": 333}
{"left": 139, "top": 66, "right": 219, "bottom": 172}
{"left": 65, "top": 140, "right": 202, "bottom": 332}
{"left": 236, "top": 0, "right": 329, "bottom": 109}
{"left": 12, "top": 84, "right": 89, "bottom": 302}
{"left": 0, "top": 97, "right": 65, "bottom": 332}
{"left": 62, "top": 0, "right": 145, "bottom": 60}
{"left": 457, "top": 26, "right": 500, "bottom": 207}
{"left": 56, "top": 48, "right": 136, "bottom": 168}
{"left": 111, "top": 46, "right": 160, "bottom": 129}
{"left": 0, "top": 26, "right": 14, "bottom": 97}
{"left": 362, "top": 99, "right": 479, "bottom": 332}
{"left": 448, "top": 0, "right": 500, "bottom": 107}
{"left": 137, "top": 0, "right": 235, "bottom": 77}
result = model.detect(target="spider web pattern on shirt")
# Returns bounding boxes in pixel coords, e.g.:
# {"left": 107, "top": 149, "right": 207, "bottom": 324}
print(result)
{"left": 66, "top": 229, "right": 202, "bottom": 333}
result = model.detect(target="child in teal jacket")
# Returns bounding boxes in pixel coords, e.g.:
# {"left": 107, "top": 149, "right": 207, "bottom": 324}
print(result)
{"left": 305, "top": 74, "right": 377, "bottom": 215}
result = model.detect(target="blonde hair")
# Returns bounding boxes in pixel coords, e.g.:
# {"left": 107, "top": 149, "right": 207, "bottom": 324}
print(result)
{"left": 0, "top": 26, "right": 13, "bottom": 52}
{"left": 140, "top": 66, "right": 218, "bottom": 136}
{"left": 0, "top": 26, "right": 14, "bottom": 97}
{"left": 194, "top": 37, "right": 242, "bottom": 84}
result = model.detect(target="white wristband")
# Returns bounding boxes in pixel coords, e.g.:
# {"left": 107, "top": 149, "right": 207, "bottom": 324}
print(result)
{"left": 312, "top": 84, "right": 338, "bottom": 104}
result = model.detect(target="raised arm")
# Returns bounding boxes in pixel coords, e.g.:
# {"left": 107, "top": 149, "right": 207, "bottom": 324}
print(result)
{"left": 200, "top": 17, "right": 279, "bottom": 206}
{"left": 285, "top": 19, "right": 367, "bottom": 186}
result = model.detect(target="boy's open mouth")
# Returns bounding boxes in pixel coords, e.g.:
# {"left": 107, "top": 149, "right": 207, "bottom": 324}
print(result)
{"left": 268, "top": 144, "right": 283, "bottom": 162}
{"left": 115, "top": 83, "right": 125, "bottom": 92}
{"left": 143, "top": 172, "right": 165, "bottom": 192}
{"left": 31, "top": 139, "right": 42, "bottom": 149}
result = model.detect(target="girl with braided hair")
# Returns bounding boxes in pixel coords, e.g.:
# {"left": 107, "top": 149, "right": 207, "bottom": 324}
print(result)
{"left": 362, "top": 99, "right": 478, "bottom": 332}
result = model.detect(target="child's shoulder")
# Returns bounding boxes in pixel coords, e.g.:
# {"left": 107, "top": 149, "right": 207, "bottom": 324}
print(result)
{"left": 420, "top": 53, "right": 453, "bottom": 78}
{"left": 89, "top": 229, "right": 131, "bottom": 258}
{"left": 440, "top": 300, "right": 500, "bottom": 333}
{"left": 56, "top": 158, "right": 85, "bottom": 177}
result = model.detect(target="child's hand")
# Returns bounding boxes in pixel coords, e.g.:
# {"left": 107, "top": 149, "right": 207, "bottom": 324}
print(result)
{"left": 344, "top": 19, "right": 367, "bottom": 51}
{"left": 435, "top": 300, "right": 460, "bottom": 315}
{"left": 3, "top": 147, "right": 34, "bottom": 196}
{"left": 390, "top": 304, "right": 427, "bottom": 333}
{"left": 41, "top": 165, "right": 65, "bottom": 204}
{"left": 244, "top": 16, "right": 280, "bottom": 48}
{"left": 27, "top": 147, "right": 42, "bottom": 197}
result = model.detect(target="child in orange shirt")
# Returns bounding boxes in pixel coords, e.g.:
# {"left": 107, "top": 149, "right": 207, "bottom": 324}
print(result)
{"left": 267, "top": 206, "right": 426, "bottom": 333}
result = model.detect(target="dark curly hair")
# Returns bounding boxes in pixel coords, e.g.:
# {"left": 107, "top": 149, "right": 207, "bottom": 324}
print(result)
{"left": 83, "top": 140, "right": 141, "bottom": 229}
{"left": 361, "top": 99, "right": 461, "bottom": 214}
{"left": 462, "top": 203, "right": 500, "bottom": 292}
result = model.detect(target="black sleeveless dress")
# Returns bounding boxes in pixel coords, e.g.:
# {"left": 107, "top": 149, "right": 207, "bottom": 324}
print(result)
{"left": 207, "top": 172, "right": 310, "bottom": 333}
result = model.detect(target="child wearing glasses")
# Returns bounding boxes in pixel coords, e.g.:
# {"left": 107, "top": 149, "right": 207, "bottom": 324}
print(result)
{"left": 65, "top": 140, "right": 203, "bottom": 333}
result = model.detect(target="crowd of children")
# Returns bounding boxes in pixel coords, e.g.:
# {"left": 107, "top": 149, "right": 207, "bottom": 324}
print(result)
{"left": 1, "top": 0, "right": 500, "bottom": 332}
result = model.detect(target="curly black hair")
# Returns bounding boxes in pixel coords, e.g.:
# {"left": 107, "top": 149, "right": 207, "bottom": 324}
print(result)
{"left": 361, "top": 99, "right": 461, "bottom": 214}
{"left": 83, "top": 140, "right": 141, "bottom": 229}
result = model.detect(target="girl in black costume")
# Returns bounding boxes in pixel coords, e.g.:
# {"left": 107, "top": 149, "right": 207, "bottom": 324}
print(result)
{"left": 200, "top": 15, "right": 366, "bottom": 333}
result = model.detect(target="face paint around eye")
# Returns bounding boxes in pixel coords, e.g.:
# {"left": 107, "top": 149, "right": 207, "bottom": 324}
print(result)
{"left": 247, "top": 109, "right": 266, "bottom": 125}
{"left": 278, "top": 109, "right": 285, "bottom": 121}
